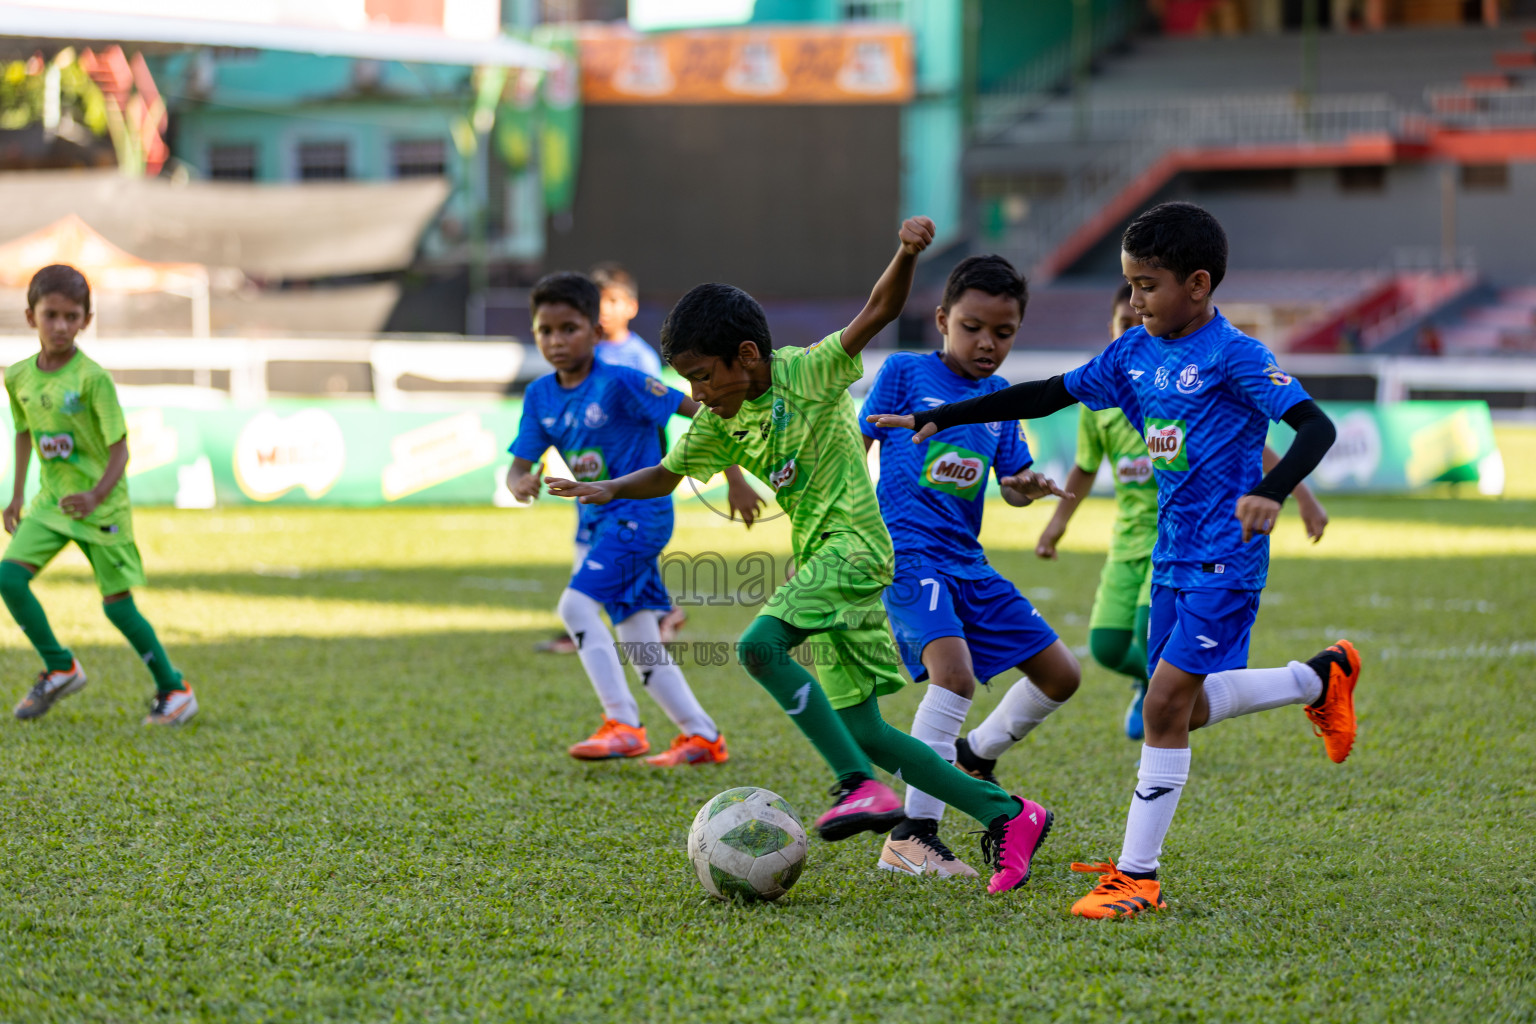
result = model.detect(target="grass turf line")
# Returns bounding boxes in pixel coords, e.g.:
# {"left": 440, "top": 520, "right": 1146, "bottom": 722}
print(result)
{"left": 0, "top": 497, "right": 1532, "bottom": 1023}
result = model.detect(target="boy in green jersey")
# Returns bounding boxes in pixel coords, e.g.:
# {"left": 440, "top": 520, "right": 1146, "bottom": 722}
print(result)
{"left": 548, "top": 218, "right": 1056, "bottom": 894}
{"left": 4, "top": 265, "right": 195, "bottom": 725}
{"left": 1035, "top": 284, "right": 1328, "bottom": 740}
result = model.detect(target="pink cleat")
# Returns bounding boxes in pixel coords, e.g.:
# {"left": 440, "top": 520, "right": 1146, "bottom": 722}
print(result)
{"left": 811, "top": 778, "right": 904, "bottom": 842}
{"left": 981, "top": 797, "right": 1054, "bottom": 894}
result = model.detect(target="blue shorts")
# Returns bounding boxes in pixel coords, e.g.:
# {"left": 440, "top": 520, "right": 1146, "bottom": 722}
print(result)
{"left": 883, "top": 566, "right": 1058, "bottom": 684}
{"left": 569, "top": 514, "right": 672, "bottom": 624}
{"left": 1148, "top": 585, "right": 1261, "bottom": 676}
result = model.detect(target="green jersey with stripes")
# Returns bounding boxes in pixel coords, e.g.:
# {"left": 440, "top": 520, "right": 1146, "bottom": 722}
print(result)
{"left": 5, "top": 348, "right": 134, "bottom": 545}
{"left": 662, "top": 333, "right": 894, "bottom": 579}
{"left": 1075, "top": 405, "right": 1155, "bottom": 562}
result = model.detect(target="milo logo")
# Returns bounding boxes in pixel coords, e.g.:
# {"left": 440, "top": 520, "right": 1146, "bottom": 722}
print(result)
{"left": 921, "top": 443, "right": 988, "bottom": 500}
{"left": 1144, "top": 418, "right": 1188, "bottom": 471}
{"left": 768, "top": 457, "right": 798, "bottom": 491}
{"left": 37, "top": 432, "right": 75, "bottom": 461}
{"left": 568, "top": 447, "right": 607, "bottom": 481}
{"left": 1115, "top": 454, "right": 1154, "bottom": 485}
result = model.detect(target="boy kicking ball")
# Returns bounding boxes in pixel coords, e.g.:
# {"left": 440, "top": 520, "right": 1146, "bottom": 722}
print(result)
{"left": 548, "top": 218, "right": 1056, "bottom": 896}
{"left": 5, "top": 264, "right": 195, "bottom": 725}
{"left": 869, "top": 203, "right": 1360, "bottom": 917}
{"left": 860, "top": 254, "right": 1080, "bottom": 879}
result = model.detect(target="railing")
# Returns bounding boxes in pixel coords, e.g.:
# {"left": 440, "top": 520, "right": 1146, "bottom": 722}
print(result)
{"left": 1425, "top": 86, "right": 1536, "bottom": 128}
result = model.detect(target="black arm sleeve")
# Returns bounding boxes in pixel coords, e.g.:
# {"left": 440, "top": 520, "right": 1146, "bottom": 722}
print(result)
{"left": 911, "top": 375, "right": 1078, "bottom": 432}
{"left": 1246, "top": 400, "right": 1335, "bottom": 504}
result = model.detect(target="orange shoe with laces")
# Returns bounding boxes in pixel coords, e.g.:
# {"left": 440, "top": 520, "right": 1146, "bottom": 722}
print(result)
{"left": 1069, "top": 861, "right": 1167, "bottom": 919}
{"left": 1303, "top": 640, "right": 1361, "bottom": 764}
{"left": 568, "top": 719, "right": 649, "bottom": 760}
{"left": 644, "top": 732, "right": 729, "bottom": 767}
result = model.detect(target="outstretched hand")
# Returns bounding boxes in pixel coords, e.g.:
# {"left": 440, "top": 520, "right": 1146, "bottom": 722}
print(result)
{"left": 999, "top": 470, "right": 1073, "bottom": 502}
{"left": 545, "top": 477, "right": 616, "bottom": 505}
{"left": 865, "top": 413, "right": 939, "bottom": 443}
{"left": 899, "top": 216, "right": 936, "bottom": 256}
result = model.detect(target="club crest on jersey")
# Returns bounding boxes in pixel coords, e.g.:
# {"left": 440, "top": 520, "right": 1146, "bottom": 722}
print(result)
{"left": 37, "top": 432, "right": 75, "bottom": 461}
{"left": 1264, "top": 362, "right": 1293, "bottom": 386}
{"left": 1154, "top": 367, "right": 1170, "bottom": 390}
{"left": 770, "top": 397, "right": 794, "bottom": 431}
{"left": 645, "top": 376, "right": 668, "bottom": 397}
{"left": 583, "top": 402, "right": 609, "bottom": 428}
{"left": 1176, "top": 363, "right": 1203, "bottom": 394}
{"left": 62, "top": 390, "right": 84, "bottom": 414}
{"left": 1115, "top": 454, "right": 1154, "bottom": 486}
{"left": 1144, "top": 418, "right": 1188, "bottom": 471}
{"left": 768, "top": 457, "right": 799, "bottom": 491}
{"left": 568, "top": 447, "right": 607, "bottom": 481}
{"left": 921, "top": 443, "right": 988, "bottom": 500}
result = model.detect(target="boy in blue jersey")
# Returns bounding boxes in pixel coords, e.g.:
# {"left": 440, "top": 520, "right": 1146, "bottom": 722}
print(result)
{"left": 860, "top": 255, "right": 1080, "bottom": 879}
{"left": 592, "top": 263, "right": 662, "bottom": 377}
{"left": 508, "top": 272, "right": 756, "bottom": 767}
{"left": 869, "top": 203, "right": 1361, "bottom": 917}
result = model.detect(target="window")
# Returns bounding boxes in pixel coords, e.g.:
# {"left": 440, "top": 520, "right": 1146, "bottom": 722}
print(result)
{"left": 208, "top": 143, "right": 258, "bottom": 182}
{"left": 298, "top": 140, "right": 350, "bottom": 181}
{"left": 1460, "top": 163, "right": 1509, "bottom": 192}
{"left": 1338, "top": 165, "right": 1387, "bottom": 194}
{"left": 392, "top": 138, "right": 447, "bottom": 178}
{"left": 842, "top": 0, "right": 904, "bottom": 18}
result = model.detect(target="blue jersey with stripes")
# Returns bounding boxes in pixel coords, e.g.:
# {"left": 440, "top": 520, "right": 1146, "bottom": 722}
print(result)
{"left": 511, "top": 360, "right": 684, "bottom": 543}
{"left": 1063, "top": 310, "right": 1310, "bottom": 591}
{"left": 860, "top": 351, "right": 1033, "bottom": 579}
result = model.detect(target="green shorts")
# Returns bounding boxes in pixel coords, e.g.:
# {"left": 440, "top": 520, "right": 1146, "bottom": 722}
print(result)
{"left": 758, "top": 536, "right": 905, "bottom": 711}
{"left": 1088, "top": 556, "right": 1153, "bottom": 632}
{"left": 4, "top": 517, "right": 147, "bottom": 595}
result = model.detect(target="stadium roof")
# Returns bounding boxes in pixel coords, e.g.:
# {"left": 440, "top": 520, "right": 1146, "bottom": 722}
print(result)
{"left": 0, "top": 4, "right": 557, "bottom": 69}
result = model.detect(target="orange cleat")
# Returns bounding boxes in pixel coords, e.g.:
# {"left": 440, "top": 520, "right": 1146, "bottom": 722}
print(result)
{"left": 1069, "top": 861, "right": 1167, "bottom": 919}
{"left": 568, "top": 719, "right": 649, "bottom": 760}
{"left": 1303, "top": 640, "right": 1361, "bottom": 764}
{"left": 644, "top": 732, "right": 729, "bottom": 767}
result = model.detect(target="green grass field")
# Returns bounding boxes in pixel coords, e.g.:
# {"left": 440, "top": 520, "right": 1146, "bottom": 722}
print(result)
{"left": 0, "top": 492, "right": 1532, "bottom": 1023}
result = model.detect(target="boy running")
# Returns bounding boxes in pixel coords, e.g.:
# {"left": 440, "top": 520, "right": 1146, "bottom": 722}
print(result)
{"left": 1035, "top": 284, "right": 1330, "bottom": 741}
{"left": 5, "top": 264, "right": 195, "bottom": 725}
{"left": 548, "top": 218, "right": 1056, "bottom": 895}
{"left": 508, "top": 272, "right": 757, "bottom": 766}
{"left": 869, "top": 203, "right": 1360, "bottom": 916}
{"left": 860, "top": 255, "right": 1080, "bottom": 879}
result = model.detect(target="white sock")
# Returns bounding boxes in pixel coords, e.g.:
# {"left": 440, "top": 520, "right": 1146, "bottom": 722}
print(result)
{"left": 615, "top": 612, "right": 717, "bottom": 739}
{"left": 903, "top": 685, "right": 972, "bottom": 823}
{"left": 556, "top": 588, "right": 640, "bottom": 727}
{"left": 967, "top": 680, "right": 1063, "bottom": 761}
{"left": 1117, "top": 745, "right": 1192, "bottom": 875}
{"left": 1203, "top": 662, "right": 1322, "bottom": 727}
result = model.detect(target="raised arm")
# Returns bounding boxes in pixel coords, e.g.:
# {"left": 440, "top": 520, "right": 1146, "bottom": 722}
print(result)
{"left": 840, "top": 216, "right": 935, "bottom": 358}
{"left": 867, "top": 376, "right": 1079, "bottom": 444}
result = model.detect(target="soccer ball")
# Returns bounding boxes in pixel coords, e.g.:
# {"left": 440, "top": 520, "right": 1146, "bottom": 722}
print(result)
{"left": 687, "top": 787, "right": 808, "bottom": 902}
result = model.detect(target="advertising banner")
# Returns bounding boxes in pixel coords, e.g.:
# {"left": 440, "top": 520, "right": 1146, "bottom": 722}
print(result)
{"left": 0, "top": 399, "right": 1501, "bottom": 510}
{"left": 577, "top": 25, "right": 914, "bottom": 105}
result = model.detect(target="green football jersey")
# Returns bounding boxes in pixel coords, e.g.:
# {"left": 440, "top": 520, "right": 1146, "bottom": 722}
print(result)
{"left": 662, "top": 333, "right": 894, "bottom": 579}
{"left": 1075, "top": 405, "right": 1155, "bottom": 562}
{"left": 5, "top": 349, "right": 134, "bottom": 545}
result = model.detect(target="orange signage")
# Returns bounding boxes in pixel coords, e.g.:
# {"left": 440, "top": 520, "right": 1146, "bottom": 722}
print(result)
{"left": 577, "top": 25, "right": 913, "bottom": 105}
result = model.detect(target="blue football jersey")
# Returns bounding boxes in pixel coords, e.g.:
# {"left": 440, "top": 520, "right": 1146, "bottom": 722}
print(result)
{"left": 1063, "top": 311, "right": 1310, "bottom": 590}
{"left": 861, "top": 352, "right": 1033, "bottom": 578}
{"left": 594, "top": 331, "right": 662, "bottom": 378}
{"left": 510, "top": 360, "right": 684, "bottom": 542}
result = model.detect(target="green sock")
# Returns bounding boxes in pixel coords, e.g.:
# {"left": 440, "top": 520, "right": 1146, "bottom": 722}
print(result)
{"left": 0, "top": 560, "right": 74, "bottom": 673}
{"left": 103, "top": 596, "right": 184, "bottom": 695}
{"left": 1089, "top": 627, "right": 1134, "bottom": 676}
{"left": 1128, "top": 604, "right": 1153, "bottom": 681}
{"left": 837, "top": 695, "right": 1018, "bottom": 827}
{"left": 737, "top": 616, "right": 871, "bottom": 782}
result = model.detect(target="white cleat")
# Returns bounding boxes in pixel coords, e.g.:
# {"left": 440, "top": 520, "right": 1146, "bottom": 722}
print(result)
{"left": 877, "top": 824, "right": 980, "bottom": 879}
{"left": 143, "top": 686, "right": 198, "bottom": 726}
{"left": 13, "top": 659, "right": 88, "bottom": 720}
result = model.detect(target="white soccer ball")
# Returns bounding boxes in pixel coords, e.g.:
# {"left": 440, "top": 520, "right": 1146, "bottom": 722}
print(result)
{"left": 687, "top": 787, "right": 808, "bottom": 902}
